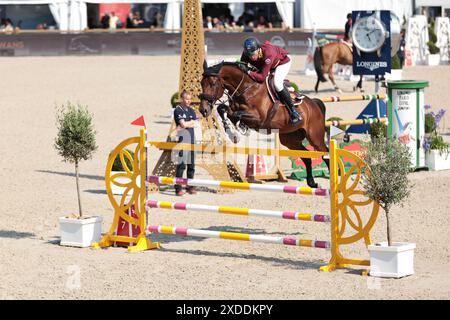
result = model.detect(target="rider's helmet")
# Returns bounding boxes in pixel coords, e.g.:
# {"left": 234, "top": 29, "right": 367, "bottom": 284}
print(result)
{"left": 243, "top": 37, "right": 260, "bottom": 57}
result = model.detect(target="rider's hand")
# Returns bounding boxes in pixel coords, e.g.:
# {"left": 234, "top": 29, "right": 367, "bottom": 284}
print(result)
{"left": 237, "top": 63, "right": 248, "bottom": 74}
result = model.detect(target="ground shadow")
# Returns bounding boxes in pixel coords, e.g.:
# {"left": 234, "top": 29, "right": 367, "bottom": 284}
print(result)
{"left": 37, "top": 170, "right": 104, "bottom": 181}
{"left": 156, "top": 186, "right": 219, "bottom": 195}
{"left": 85, "top": 189, "right": 107, "bottom": 195}
{"left": 159, "top": 247, "right": 325, "bottom": 270}
{"left": 0, "top": 230, "right": 35, "bottom": 239}
{"left": 155, "top": 115, "right": 172, "bottom": 119}
{"left": 149, "top": 225, "right": 309, "bottom": 243}
{"left": 154, "top": 121, "right": 172, "bottom": 125}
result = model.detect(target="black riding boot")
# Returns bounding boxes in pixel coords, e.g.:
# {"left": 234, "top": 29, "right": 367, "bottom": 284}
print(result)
{"left": 278, "top": 88, "right": 301, "bottom": 124}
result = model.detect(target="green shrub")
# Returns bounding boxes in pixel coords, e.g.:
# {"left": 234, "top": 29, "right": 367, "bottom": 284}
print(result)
{"left": 428, "top": 133, "right": 450, "bottom": 155}
{"left": 427, "top": 41, "right": 440, "bottom": 54}
{"left": 171, "top": 92, "right": 179, "bottom": 108}
{"left": 425, "top": 113, "right": 435, "bottom": 133}
{"left": 428, "top": 19, "right": 440, "bottom": 54}
{"left": 111, "top": 149, "right": 135, "bottom": 171}
{"left": 391, "top": 54, "right": 402, "bottom": 69}
{"left": 370, "top": 121, "right": 387, "bottom": 140}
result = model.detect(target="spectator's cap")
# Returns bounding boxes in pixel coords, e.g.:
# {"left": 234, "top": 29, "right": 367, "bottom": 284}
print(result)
{"left": 243, "top": 37, "right": 260, "bottom": 56}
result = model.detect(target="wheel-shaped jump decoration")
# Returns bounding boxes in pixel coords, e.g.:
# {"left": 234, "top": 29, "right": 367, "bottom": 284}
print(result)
{"left": 335, "top": 148, "right": 379, "bottom": 248}
{"left": 104, "top": 137, "right": 144, "bottom": 237}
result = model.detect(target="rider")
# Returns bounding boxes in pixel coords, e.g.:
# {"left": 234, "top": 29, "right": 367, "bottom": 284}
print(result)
{"left": 240, "top": 37, "right": 301, "bottom": 124}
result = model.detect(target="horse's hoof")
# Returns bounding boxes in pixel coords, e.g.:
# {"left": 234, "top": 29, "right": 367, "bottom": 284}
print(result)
{"left": 307, "top": 180, "right": 318, "bottom": 189}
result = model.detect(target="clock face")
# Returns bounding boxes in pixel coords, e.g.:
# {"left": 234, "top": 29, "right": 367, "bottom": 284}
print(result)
{"left": 352, "top": 16, "right": 386, "bottom": 52}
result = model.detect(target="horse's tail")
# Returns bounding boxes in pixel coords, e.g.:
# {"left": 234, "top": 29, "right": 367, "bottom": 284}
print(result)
{"left": 313, "top": 47, "right": 327, "bottom": 82}
{"left": 312, "top": 98, "right": 326, "bottom": 117}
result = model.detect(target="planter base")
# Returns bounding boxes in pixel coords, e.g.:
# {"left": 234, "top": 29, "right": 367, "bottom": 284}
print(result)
{"left": 368, "top": 242, "right": 416, "bottom": 278}
{"left": 59, "top": 216, "right": 103, "bottom": 247}
{"left": 425, "top": 150, "right": 450, "bottom": 171}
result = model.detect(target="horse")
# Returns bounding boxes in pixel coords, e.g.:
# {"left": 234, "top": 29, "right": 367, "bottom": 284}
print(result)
{"left": 313, "top": 41, "right": 363, "bottom": 93}
{"left": 199, "top": 61, "right": 329, "bottom": 189}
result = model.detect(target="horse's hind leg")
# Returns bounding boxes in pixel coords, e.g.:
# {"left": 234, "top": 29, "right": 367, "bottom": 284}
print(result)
{"left": 328, "top": 69, "right": 341, "bottom": 93}
{"left": 280, "top": 131, "right": 319, "bottom": 189}
{"left": 357, "top": 75, "right": 364, "bottom": 92}
{"left": 315, "top": 78, "right": 320, "bottom": 93}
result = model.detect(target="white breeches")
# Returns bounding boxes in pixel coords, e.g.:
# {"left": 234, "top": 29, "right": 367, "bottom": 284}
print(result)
{"left": 274, "top": 55, "right": 292, "bottom": 92}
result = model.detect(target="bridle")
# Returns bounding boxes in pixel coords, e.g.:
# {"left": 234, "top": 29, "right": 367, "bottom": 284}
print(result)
{"left": 199, "top": 68, "right": 257, "bottom": 108}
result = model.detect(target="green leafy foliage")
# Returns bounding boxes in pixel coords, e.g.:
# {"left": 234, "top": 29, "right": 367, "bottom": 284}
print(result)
{"left": 362, "top": 138, "right": 412, "bottom": 211}
{"left": 428, "top": 19, "right": 440, "bottom": 54}
{"left": 54, "top": 102, "right": 97, "bottom": 164}
{"left": 427, "top": 41, "right": 440, "bottom": 54}
{"left": 391, "top": 54, "right": 402, "bottom": 70}
{"left": 54, "top": 102, "right": 97, "bottom": 218}
{"left": 361, "top": 138, "right": 413, "bottom": 245}
{"left": 112, "top": 149, "right": 135, "bottom": 171}
{"left": 423, "top": 106, "right": 449, "bottom": 154}
{"left": 370, "top": 121, "right": 387, "bottom": 140}
{"left": 171, "top": 92, "right": 179, "bottom": 108}
{"left": 425, "top": 113, "right": 435, "bottom": 134}
{"left": 428, "top": 133, "right": 450, "bottom": 155}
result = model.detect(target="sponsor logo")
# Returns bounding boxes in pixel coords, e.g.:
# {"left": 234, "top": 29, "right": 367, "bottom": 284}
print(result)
{"left": 67, "top": 36, "right": 99, "bottom": 54}
{"left": 356, "top": 61, "right": 388, "bottom": 71}
{"left": 270, "top": 35, "right": 286, "bottom": 48}
{"left": 0, "top": 41, "right": 24, "bottom": 49}
{"left": 265, "top": 58, "right": 271, "bottom": 64}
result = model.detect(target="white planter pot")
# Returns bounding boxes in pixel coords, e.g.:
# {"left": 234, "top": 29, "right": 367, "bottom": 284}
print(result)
{"left": 385, "top": 69, "right": 403, "bottom": 81}
{"left": 368, "top": 242, "right": 416, "bottom": 278}
{"left": 59, "top": 216, "right": 103, "bottom": 247}
{"left": 425, "top": 150, "right": 450, "bottom": 171}
{"left": 110, "top": 171, "right": 139, "bottom": 195}
{"left": 427, "top": 54, "right": 440, "bottom": 66}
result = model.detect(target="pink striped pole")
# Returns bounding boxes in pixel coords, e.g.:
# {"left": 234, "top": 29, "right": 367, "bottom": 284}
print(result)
{"left": 148, "top": 225, "right": 330, "bottom": 249}
{"left": 147, "top": 200, "right": 330, "bottom": 222}
{"left": 148, "top": 175, "right": 330, "bottom": 197}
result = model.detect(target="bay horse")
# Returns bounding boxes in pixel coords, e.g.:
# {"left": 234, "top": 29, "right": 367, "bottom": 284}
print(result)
{"left": 314, "top": 41, "right": 363, "bottom": 93}
{"left": 199, "top": 61, "right": 329, "bottom": 188}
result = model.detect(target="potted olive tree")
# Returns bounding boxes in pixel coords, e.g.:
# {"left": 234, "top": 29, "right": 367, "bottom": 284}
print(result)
{"left": 362, "top": 138, "right": 416, "bottom": 278}
{"left": 55, "top": 102, "right": 102, "bottom": 247}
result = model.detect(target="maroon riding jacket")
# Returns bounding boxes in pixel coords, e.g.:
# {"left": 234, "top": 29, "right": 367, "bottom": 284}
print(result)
{"left": 240, "top": 41, "right": 290, "bottom": 83}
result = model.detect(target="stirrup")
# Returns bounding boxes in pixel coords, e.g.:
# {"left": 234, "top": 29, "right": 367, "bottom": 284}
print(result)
{"left": 290, "top": 110, "right": 301, "bottom": 124}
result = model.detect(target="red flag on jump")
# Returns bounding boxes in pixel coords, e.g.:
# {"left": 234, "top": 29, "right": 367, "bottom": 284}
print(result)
{"left": 131, "top": 115, "right": 146, "bottom": 128}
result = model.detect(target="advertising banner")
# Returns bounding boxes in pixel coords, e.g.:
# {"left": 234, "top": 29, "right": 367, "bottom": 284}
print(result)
{"left": 352, "top": 10, "right": 391, "bottom": 75}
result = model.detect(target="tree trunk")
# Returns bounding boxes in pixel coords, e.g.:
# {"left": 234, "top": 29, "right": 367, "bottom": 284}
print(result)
{"left": 385, "top": 207, "right": 392, "bottom": 247}
{"left": 75, "top": 160, "right": 83, "bottom": 218}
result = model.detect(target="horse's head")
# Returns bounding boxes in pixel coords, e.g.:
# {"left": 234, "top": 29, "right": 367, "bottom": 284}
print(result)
{"left": 199, "top": 63, "right": 225, "bottom": 118}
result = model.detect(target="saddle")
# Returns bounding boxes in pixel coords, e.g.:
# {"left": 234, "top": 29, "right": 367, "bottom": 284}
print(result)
{"left": 341, "top": 40, "right": 353, "bottom": 53}
{"left": 265, "top": 74, "right": 304, "bottom": 106}
{"left": 261, "top": 74, "right": 305, "bottom": 129}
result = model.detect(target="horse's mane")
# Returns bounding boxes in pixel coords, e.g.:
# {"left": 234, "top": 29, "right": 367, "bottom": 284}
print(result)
{"left": 203, "top": 61, "right": 243, "bottom": 76}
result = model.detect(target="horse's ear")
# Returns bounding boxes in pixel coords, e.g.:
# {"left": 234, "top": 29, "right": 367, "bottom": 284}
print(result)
{"left": 203, "top": 60, "right": 208, "bottom": 73}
